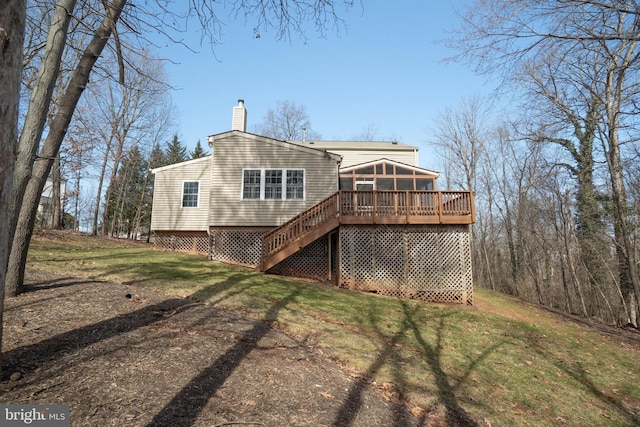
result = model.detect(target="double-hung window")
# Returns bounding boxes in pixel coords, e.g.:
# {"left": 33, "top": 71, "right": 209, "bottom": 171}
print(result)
{"left": 242, "top": 168, "right": 304, "bottom": 200}
{"left": 264, "top": 170, "right": 283, "bottom": 200}
{"left": 243, "top": 170, "right": 261, "bottom": 200}
{"left": 182, "top": 181, "right": 199, "bottom": 207}
{"left": 286, "top": 170, "right": 304, "bottom": 200}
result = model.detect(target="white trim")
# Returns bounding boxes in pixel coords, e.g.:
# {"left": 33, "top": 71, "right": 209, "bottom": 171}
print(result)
{"left": 181, "top": 180, "right": 200, "bottom": 208}
{"left": 241, "top": 168, "right": 306, "bottom": 201}
{"left": 151, "top": 156, "right": 211, "bottom": 174}
{"left": 355, "top": 179, "right": 375, "bottom": 190}
{"left": 340, "top": 158, "right": 440, "bottom": 177}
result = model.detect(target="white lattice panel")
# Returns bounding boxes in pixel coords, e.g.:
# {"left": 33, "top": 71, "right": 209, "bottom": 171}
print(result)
{"left": 210, "top": 227, "right": 272, "bottom": 267}
{"left": 338, "top": 225, "right": 473, "bottom": 304}
{"left": 152, "top": 231, "right": 209, "bottom": 254}
{"left": 373, "top": 228, "right": 405, "bottom": 288}
{"left": 270, "top": 236, "right": 331, "bottom": 281}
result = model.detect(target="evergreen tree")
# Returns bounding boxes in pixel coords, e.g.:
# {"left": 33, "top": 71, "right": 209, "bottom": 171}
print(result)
{"left": 149, "top": 143, "right": 168, "bottom": 168}
{"left": 190, "top": 139, "right": 208, "bottom": 159}
{"left": 104, "top": 145, "right": 146, "bottom": 237}
{"left": 165, "top": 134, "right": 187, "bottom": 164}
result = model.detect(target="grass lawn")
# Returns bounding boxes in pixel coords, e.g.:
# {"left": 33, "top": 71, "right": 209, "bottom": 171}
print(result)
{"left": 27, "top": 232, "right": 640, "bottom": 426}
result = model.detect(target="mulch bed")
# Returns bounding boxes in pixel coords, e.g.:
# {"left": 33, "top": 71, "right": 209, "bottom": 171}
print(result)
{"left": 1, "top": 269, "right": 430, "bottom": 426}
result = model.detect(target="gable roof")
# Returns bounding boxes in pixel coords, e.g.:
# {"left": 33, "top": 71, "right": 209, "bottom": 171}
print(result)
{"left": 150, "top": 155, "right": 211, "bottom": 174}
{"left": 207, "top": 130, "right": 343, "bottom": 162}
{"left": 339, "top": 158, "right": 440, "bottom": 177}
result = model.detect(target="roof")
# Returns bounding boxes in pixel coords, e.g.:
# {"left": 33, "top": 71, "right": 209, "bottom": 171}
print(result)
{"left": 207, "top": 130, "right": 343, "bottom": 162}
{"left": 150, "top": 155, "right": 211, "bottom": 174}
{"left": 340, "top": 158, "right": 440, "bottom": 177}
{"left": 289, "top": 140, "right": 418, "bottom": 151}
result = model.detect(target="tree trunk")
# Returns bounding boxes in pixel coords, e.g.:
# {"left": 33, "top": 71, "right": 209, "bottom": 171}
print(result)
{"left": 603, "top": 37, "right": 640, "bottom": 327}
{"left": 9, "top": 0, "right": 76, "bottom": 243}
{"left": 92, "top": 132, "right": 114, "bottom": 235}
{"left": 6, "top": 0, "right": 128, "bottom": 297}
{"left": 73, "top": 169, "right": 81, "bottom": 230}
{"left": 101, "top": 137, "right": 125, "bottom": 236}
{"left": 0, "top": 0, "right": 27, "bottom": 376}
{"left": 51, "top": 155, "right": 62, "bottom": 229}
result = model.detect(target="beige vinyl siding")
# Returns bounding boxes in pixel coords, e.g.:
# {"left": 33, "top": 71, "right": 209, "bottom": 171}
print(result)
{"left": 150, "top": 157, "right": 211, "bottom": 231}
{"left": 290, "top": 141, "right": 419, "bottom": 168}
{"left": 211, "top": 133, "right": 339, "bottom": 226}
{"left": 330, "top": 149, "right": 417, "bottom": 168}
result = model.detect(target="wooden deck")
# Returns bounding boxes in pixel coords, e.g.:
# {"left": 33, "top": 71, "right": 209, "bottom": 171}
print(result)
{"left": 260, "top": 190, "right": 475, "bottom": 271}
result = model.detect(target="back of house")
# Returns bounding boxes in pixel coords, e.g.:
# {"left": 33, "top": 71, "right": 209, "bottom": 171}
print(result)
{"left": 150, "top": 100, "right": 475, "bottom": 305}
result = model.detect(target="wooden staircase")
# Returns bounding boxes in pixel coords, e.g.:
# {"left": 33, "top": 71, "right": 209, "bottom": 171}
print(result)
{"left": 259, "top": 193, "right": 340, "bottom": 272}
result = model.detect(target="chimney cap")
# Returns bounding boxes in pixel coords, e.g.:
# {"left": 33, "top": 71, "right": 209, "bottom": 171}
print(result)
{"left": 237, "top": 99, "right": 244, "bottom": 106}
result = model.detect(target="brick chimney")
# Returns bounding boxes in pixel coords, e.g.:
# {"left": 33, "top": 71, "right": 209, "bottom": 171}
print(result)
{"left": 232, "top": 99, "right": 247, "bottom": 132}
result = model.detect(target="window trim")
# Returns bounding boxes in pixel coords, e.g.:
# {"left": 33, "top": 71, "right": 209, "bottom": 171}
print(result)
{"left": 182, "top": 180, "right": 200, "bottom": 208}
{"left": 241, "top": 168, "right": 306, "bottom": 201}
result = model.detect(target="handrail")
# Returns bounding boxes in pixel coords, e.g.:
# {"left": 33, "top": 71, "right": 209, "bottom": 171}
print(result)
{"left": 259, "top": 190, "right": 474, "bottom": 271}
{"left": 261, "top": 192, "right": 340, "bottom": 261}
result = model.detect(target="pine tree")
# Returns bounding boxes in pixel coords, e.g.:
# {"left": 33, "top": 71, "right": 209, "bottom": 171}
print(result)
{"left": 104, "top": 145, "right": 146, "bottom": 237}
{"left": 190, "top": 140, "right": 208, "bottom": 159}
{"left": 149, "top": 143, "right": 168, "bottom": 168}
{"left": 165, "top": 134, "right": 187, "bottom": 164}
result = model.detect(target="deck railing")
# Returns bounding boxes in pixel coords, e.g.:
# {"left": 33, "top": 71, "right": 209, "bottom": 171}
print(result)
{"left": 260, "top": 190, "right": 474, "bottom": 270}
{"left": 339, "top": 190, "right": 475, "bottom": 224}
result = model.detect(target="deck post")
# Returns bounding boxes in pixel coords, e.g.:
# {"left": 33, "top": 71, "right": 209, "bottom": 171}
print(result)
{"left": 405, "top": 191, "right": 410, "bottom": 223}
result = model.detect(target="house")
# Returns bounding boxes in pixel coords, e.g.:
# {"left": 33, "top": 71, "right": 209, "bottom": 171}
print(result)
{"left": 38, "top": 176, "right": 67, "bottom": 228}
{"left": 150, "top": 100, "right": 475, "bottom": 304}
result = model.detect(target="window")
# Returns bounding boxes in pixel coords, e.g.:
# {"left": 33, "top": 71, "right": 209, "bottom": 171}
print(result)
{"left": 243, "top": 170, "right": 261, "bottom": 199}
{"left": 182, "top": 181, "right": 199, "bottom": 207}
{"left": 286, "top": 170, "right": 304, "bottom": 200}
{"left": 339, "top": 177, "right": 353, "bottom": 190}
{"left": 376, "top": 178, "right": 394, "bottom": 191}
{"left": 242, "top": 169, "right": 305, "bottom": 200}
{"left": 396, "top": 178, "right": 413, "bottom": 191}
{"left": 416, "top": 178, "right": 434, "bottom": 191}
{"left": 265, "top": 170, "right": 283, "bottom": 199}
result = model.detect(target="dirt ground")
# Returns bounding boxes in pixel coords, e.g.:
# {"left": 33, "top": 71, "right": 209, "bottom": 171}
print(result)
{"left": 0, "top": 268, "right": 444, "bottom": 427}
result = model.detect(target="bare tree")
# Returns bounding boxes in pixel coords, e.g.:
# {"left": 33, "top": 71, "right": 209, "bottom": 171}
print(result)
{"left": 6, "top": 0, "right": 128, "bottom": 297}
{"left": 450, "top": 0, "right": 640, "bottom": 325}
{"left": 430, "top": 95, "right": 491, "bottom": 192}
{"left": 254, "top": 100, "right": 321, "bottom": 140}
{"left": 429, "top": 95, "right": 497, "bottom": 308}
{"left": 96, "top": 51, "right": 170, "bottom": 236}
{"left": 0, "top": 0, "right": 26, "bottom": 376}
{"left": 7, "top": 0, "right": 356, "bottom": 297}
{"left": 9, "top": 0, "right": 76, "bottom": 246}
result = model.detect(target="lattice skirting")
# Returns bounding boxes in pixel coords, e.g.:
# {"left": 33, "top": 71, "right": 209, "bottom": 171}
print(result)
{"left": 268, "top": 234, "right": 336, "bottom": 282}
{"left": 210, "top": 227, "right": 274, "bottom": 267}
{"left": 151, "top": 230, "right": 209, "bottom": 254}
{"left": 338, "top": 224, "right": 473, "bottom": 305}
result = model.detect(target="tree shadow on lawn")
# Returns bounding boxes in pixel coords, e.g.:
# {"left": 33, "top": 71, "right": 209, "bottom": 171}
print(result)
{"left": 91, "top": 257, "right": 243, "bottom": 291}
{"left": 22, "top": 275, "right": 106, "bottom": 293}
{"left": 333, "top": 301, "right": 503, "bottom": 427}
{"left": 564, "top": 362, "right": 640, "bottom": 425}
{"left": 527, "top": 338, "right": 640, "bottom": 425}
{"left": 143, "top": 286, "right": 303, "bottom": 427}
{"left": 1, "top": 297, "right": 199, "bottom": 382}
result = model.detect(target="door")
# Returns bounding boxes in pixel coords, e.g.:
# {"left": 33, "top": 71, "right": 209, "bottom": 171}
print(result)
{"left": 355, "top": 180, "right": 374, "bottom": 214}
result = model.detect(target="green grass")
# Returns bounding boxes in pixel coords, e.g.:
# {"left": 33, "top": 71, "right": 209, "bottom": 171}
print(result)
{"left": 27, "top": 233, "right": 640, "bottom": 426}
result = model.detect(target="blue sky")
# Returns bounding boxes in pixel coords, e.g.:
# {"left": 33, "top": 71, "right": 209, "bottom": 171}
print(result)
{"left": 159, "top": 2, "right": 493, "bottom": 170}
